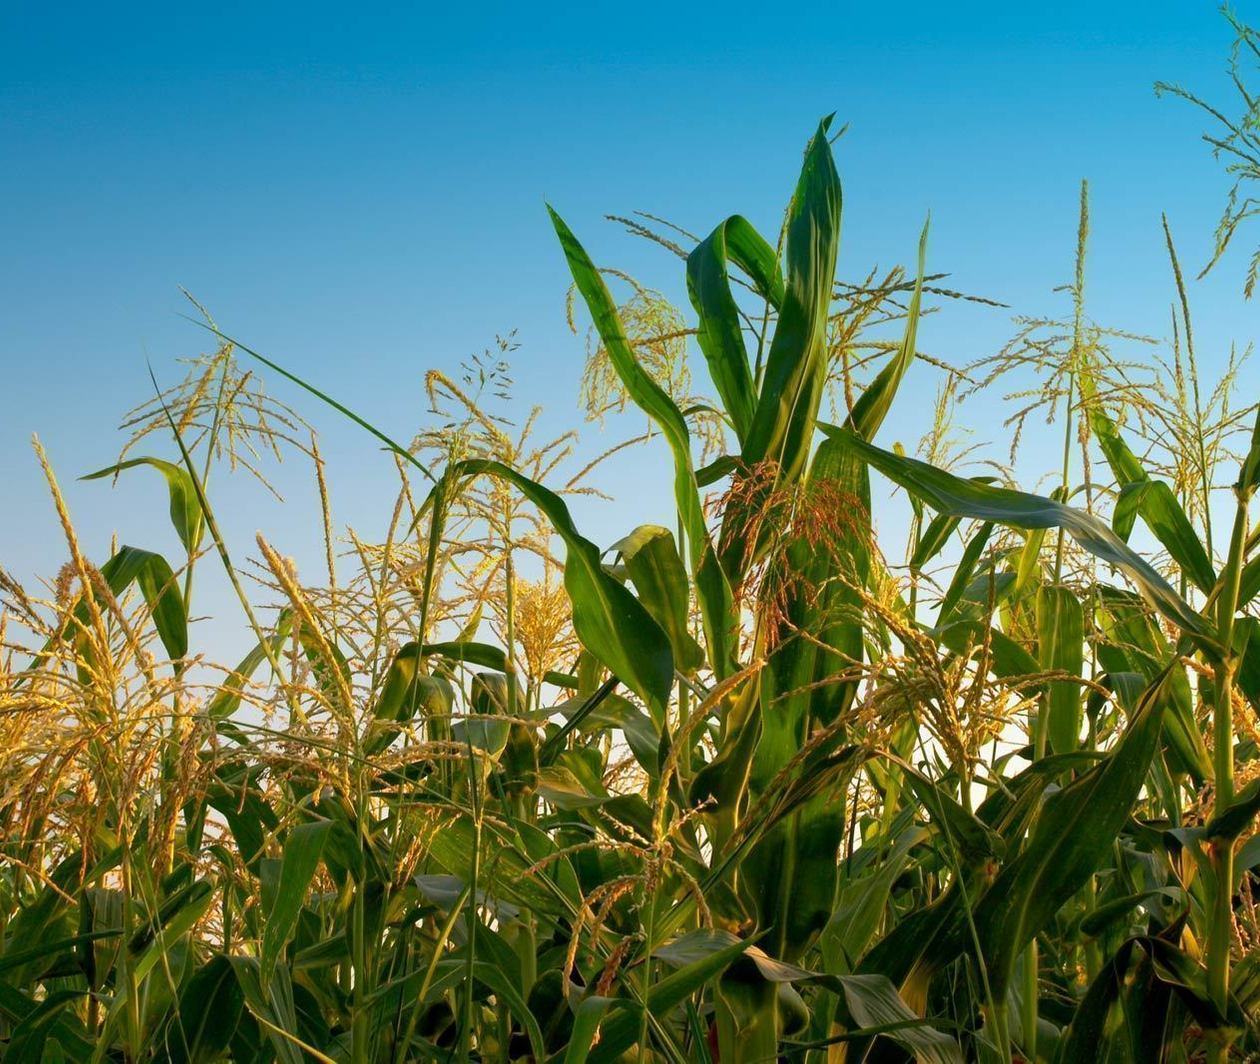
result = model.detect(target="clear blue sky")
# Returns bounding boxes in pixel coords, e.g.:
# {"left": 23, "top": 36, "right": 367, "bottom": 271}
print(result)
{"left": 2, "top": 1, "right": 1255, "bottom": 660}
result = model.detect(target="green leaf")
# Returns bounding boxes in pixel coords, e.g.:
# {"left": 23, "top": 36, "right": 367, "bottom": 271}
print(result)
{"left": 561, "top": 995, "right": 615, "bottom": 1064}
{"left": 740, "top": 116, "right": 842, "bottom": 485}
{"left": 846, "top": 219, "right": 928, "bottom": 442}
{"left": 1112, "top": 479, "right": 1215, "bottom": 594}
{"left": 0, "top": 985, "right": 92, "bottom": 1062}
{"left": 1079, "top": 365, "right": 1216, "bottom": 595}
{"left": 1205, "top": 777, "right": 1260, "bottom": 840}
{"left": 420, "top": 639, "right": 512, "bottom": 672}
{"left": 205, "top": 610, "right": 292, "bottom": 720}
{"left": 827, "top": 971, "right": 962, "bottom": 1064}
{"left": 164, "top": 956, "right": 244, "bottom": 1064}
{"left": 1037, "top": 584, "right": 1085, "bottom": 754}
{"left": 229, "top": 958, "right": 306, "bottom": 1064}
{"left": 550, "top": 206, "right": 737, "bottom": 678}
{"left": 1056, "top": 939, "right": 1134, "bottom": 1061}
{"left": 972, "top": 664, "right": 1174, "bottom": 996}
{"left": 911, "top": 510, "right": 963, "bottom": 572}
{"left": 738, "top": 439, "right": 871, "bottom": 963}
{"left": 821, "top": 424, "right": 1210, "bottom": 641}
{"left": 0, "top": 930, "right": 118, "bottom": 981}
{"left": 0, "top": 849, "right": 119, "bottom": 989}
{"left": 468, "top": 960, "right": 546, "bottom": 1060}
{"left": 1077, "top": 889, "right": 1179, "bottom": 938}
{"left": 803, "top": 436, "right": 872, "bottom": 727}
{"left": 367, "top": 644, "right": 454, "bottom": 753}
{"left": 612, "top": 525, "right": 705, "bottom": 673}
{"left": 696, "top": 453, "right": 739, "bottom": 486}
{"left": 654, "top": 928, "right": 748, "bottom": 969}
{"left": 898, "top": 761, "right": 1004, "bottom": 863}
{"left": 82, "top": 457, "right": 205, "bottom": 554}
{"left": 438, "top": 459, "right": 674, "bottom": 715}
{"left": 260, "top": 820, "right": 331, "bottom": 988}
{"left": 130, "top": 878, "right": 214, "bottom": 984}
{"left": 686, "top": 215, "right": 783, "bottom": 442}
{"left": 1061, "top": 935, "right": 1248, "bottom": 1058}
{"left": 535, "top": 766, "right": 610, "bottom": 810}
{"left": 1096, "top": 586, "right": 1210, "bottom": 783}
{"left": 821, "top": 826, "right": 926, "bottom": 973}
{"left": 205, "top": 768, "right": 278, "bottom": 873}
{"left": 4, "top": 991, "right": 84, "bottom": 1064}
{"left": 1237, "top": 402, "right": 1260, "bottom": 495}
{"left": 937, "top": 520, "right": 995, "bottom": 623}
{"left": 937, "top": 619, "right": 1043, "bottom": 685}
{"left": 130, "top": 547, "right": 188, "bottom": 663}
{"left": 26, "top": 545, "right": 188, "bottom": 674}
{"left": 588, "top": 931, "right": 754, "bottom": 1062}
{"left": 722, "top": 944, "right": 963, "bottom": 1064}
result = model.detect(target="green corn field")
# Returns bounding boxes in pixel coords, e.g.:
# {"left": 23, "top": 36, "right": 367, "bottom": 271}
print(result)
{"left": 7, "top": 18, "right": 1260, "bottom": 1064}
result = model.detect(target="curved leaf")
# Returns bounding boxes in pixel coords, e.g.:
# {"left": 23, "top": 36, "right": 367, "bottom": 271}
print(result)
{"left": 686, "top": 214, "right": 784, "bottom": 441}
{"left": 440, "top": 459, "right": 674, "bottom": 715}
{"left": 821, "top": 424, "right": 1210, "bottom": 642}
{"left": 82, "top": 457, "right": 204, "bottom": 554}
{"left": 550, "top": 206, "right": 737, "bottom": 678}
{"left": 611, "top": 525, "right": 705, "bottom": 673}
{"left": 846, "top": 219, "right": 928, "bottom": 442}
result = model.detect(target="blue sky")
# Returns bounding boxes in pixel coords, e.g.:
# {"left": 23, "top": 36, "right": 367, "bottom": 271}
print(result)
{"left": 2, "top": 1, "right": 1256, "bottom": 660}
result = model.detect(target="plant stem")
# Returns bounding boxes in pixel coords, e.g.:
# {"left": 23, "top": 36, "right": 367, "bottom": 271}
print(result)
{"left": 1207, "top": 487, "right": 1249, "bottom": 1034}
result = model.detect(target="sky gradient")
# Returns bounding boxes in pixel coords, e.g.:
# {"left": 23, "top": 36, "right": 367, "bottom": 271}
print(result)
{"left": 2, "top": 1, "right": 1256, "bottom": 660}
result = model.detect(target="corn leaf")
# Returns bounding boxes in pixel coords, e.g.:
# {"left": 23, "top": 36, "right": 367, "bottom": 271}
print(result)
{"left": 740, "top": 116, "right": 842, "bottom": 484}
{"left": 1037, "top": 584, "right": 1085, "bottom": 754}
{"left": 686, "top": 215, "right": 783, "bottom": 442}
{"left": 972, "top": 665, "right": 1174, "bottom": 996}
{"left": 822, "top": 424, "right": 1210, "bottom": 642}
{"left": 260, "top": 820, "right": 331, "bottom": 988}
{"left": 846, "top": 219, "right": 928, "bottom": 442}
{"left": 442, "top": 458, "right": 674, "bottom": 715}
{"left": 550, "top": 207, "right": 737, "bottom": 679}
{"left": 82, "top": 457, "right": 204, "bottom": 554}
{"left": 611, "top": 525, "right": 705, "bottom": 674}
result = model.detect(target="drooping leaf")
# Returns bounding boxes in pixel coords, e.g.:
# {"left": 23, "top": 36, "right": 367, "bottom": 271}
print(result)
{"left": 822, "top": 424, "right": 1210, "bottom": 642}
{"left": 1079, "top": 365, "right": 1216, "bottom": 594}
{"left": 82, "top": 457, "right": 205, "bottom": 554}
{"left": 419, "top": 639, "right": 512, "bottom": 673}
{"left": 550, "top": 206, "right": 737, "bottom": 678}
{"left": 686, "top": 215, "right": 783, "bottom": 442}
{"left": 611, "top": 525, "right": 705, "bottom": 673}
{"left": 26, "top": 545, "right": 188, "bottom": 675}
{"left": 436, "top": 459, "right": 674, "bottom": 715}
